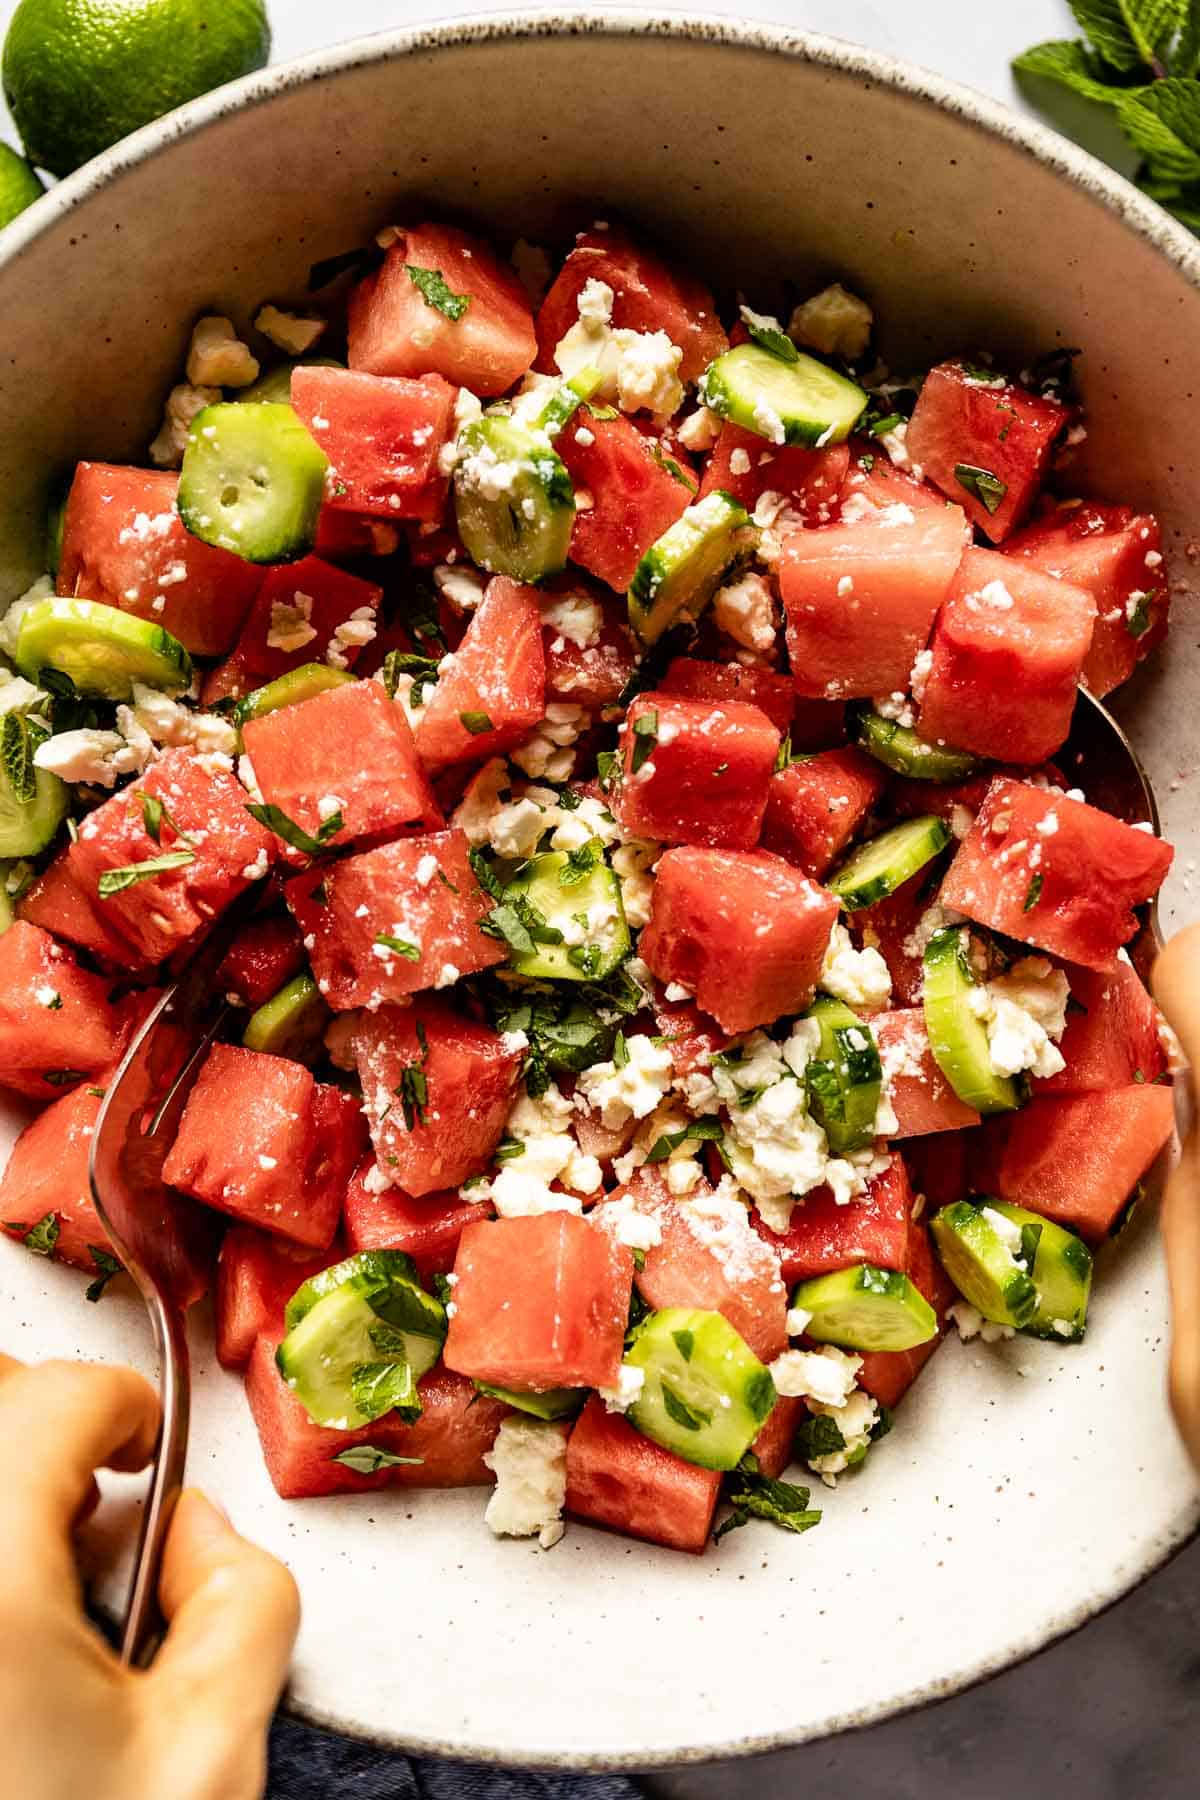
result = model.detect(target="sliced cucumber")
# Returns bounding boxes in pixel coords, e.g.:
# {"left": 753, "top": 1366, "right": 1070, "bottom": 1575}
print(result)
{"left": 828, "top": 815, "right": 950, "bottom": 911}
{"left": 453, "top": 413, "right": 574, "bottom": 583}
{"left": 628, "top": 490, "right": 753, "bottom": 643}
{"left": 0, "top": 715, "right": 67, "bottom": 855}
{"left": 474, "top": 1381, "right": 584, "bottom": 1420}
{"left": 503, "top": 843, "right": 630, "bottom": 983}
{"left": 242, "top": 971, "right": 329, "bottom": 1064}
{"left": 178, "top": 402, "right": 328, "bottom": 564}
{"left": 234, "top": 663, "right": 355, "bottom": 727}
{"left": 922, "top": 926, "right": 1020, "bottom": 1114}
{"left": 699, "top": 342, "right": 866, "bottom": 448}
{"left": 0, "top": 882, "right": 13, "bottom": 935}
{"left": 625, "top": 1306, "right": 776, "bottom": 1471}
{"left": 532, "top": 365, "right": 604, "bottom": 439}
{"left": 237, "top": 356, "right": 342, "bottom": 405}
{"left": 930, "top": 1200, "right": 1038, "bottom": 1329}
{"left": 804, "top": 997, "right": 882, "bottom": 1154}
{"left": 792, "top": 1263, "right": 939, "bottom": 1353}
{"left": 987, "top": 1200, "right": 1092, "bottom": 1343}
{"left": 848, "top": 703, "right": 979, "bottom": 783}
{"left": 14, "top": 595, "right": 191, "bottom": 699}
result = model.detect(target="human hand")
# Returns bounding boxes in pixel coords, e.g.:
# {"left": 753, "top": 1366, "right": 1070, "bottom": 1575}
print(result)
{"left": 1153, "top": 926, "right": 1200, "bottom": 1470}
{"left": 0, "top": 1354, "right": 300, "bottom": 1800}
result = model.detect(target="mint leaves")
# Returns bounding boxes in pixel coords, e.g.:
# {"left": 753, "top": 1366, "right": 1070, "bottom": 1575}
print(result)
{"left": 405, "top": 265, "right": 471, "bottom": 321}
{"left": 714, "top": 1453, "right": 823, "bottom": 1543}
{"left": 1015, "top": 3, "right": 1200, "bottom": 227}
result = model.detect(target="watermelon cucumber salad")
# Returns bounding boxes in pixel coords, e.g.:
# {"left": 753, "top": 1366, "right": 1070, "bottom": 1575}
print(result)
{"left": 0, "top": 219, "right": 1179, "bottom": 1555}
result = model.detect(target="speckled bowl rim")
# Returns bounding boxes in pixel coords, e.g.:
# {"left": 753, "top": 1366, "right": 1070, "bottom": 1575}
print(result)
{"left": 10, "top": 7, "right": 1200, "bottom": 1771}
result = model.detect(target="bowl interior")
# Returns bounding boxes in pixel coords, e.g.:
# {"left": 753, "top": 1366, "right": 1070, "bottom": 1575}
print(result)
{"left": 2, "top": 16, "right": 1198, "bottom": 1768}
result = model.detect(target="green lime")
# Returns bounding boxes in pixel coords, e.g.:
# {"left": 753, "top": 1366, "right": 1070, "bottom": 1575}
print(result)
{"left": 0, "top": 140, "right": 43, "bottom": 224}
{"left": 2, "top": 0, "right": 271, "bottom": 178}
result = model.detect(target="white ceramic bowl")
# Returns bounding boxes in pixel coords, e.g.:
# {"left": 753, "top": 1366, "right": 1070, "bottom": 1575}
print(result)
{"left": 2, "top": 11, "right": 1199, "bottom": 1770}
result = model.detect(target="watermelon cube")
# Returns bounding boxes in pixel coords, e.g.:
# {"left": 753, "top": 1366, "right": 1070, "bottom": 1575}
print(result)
{"left": 613, "top": 693, "right": 780, "bottom": 851}
{"left": 245, "top": 1336, "right": 509, "bottom": 1498}
{"left": 18, "top": 849, "right": 138, "bottom": 967}
{"left": 294, "top": 828, "right": 503, "bottom": 1010}
{"left": 342, "top": 1155, "right": 492, "bottom": 1279}
{"left": 916, "top": 548, "right": 1096, "bottom": 764}
{"left": 0, "top": 921, "right": 119, "bottom": 1098}
{"left": 68, "top": 748, "right": 276, "bottom": 967}
{"left": 652, "top": 991, "right": 728, "bottom": 1083}
{"left": 556, "top": 412, "right": 691, "bottom": 592}
{"left": 750, "top": 1394, "right": 807, "bottom": 1480}
{"left": 216, "top": 914, "right": 307, "bottom": 1009}
{"left": 1, "top": 1082, "right": 113, "bottom": 1272}
{"left": 978, "top": 1085, "right": 1175, "bottom": 1241}
{"left": 349, "top": 221, "right": 537, "bottom": 395}
{"left": 313, "top": 507, "right": 402, "bottom": 562}
{"left": 760, "top": 746, "right": 886, "bottom": 878}
{"left": 699, "top": 422, "right": 848, "bottom": 525}
{"left": 940, "top": 778, "right": 1173, "bottom": 971}
{"left": 905, "top": 360, "right": 1070, "bottom": 542}
{"left": 837, "top": 440, "right": 954, "bottom": 520}
{"left": 352, "top": 999, "right": 523, "bottom": 1196}
{"left": 640, "top": 846, "right": 839, "bottom": 1033}
{"left": 901, "top": 1131, "right": 975, "bottom": 1213}
{"left": 413, "top": 576, "right": 545, "bottom": 770}
{"left": 162, "top": 1043, "right": 366, "bottom": 1248}
{"left": 564, "top": 1393, "right": 722, "bottom": 1554}
{"left": 215, "top": 1225, "right": 335, "bottom": 1369}
{"left": 542, "top": 582, "right": 637, "bottom": 709}
{"left": 780, "top": 498, "right": 969, "bottom": 699}
{"left": 444, "top": 1213, "right": 633, "bottom": 1392}
{"left": 201, "top": 556, "right": 382, "bottom": 706}
{"left": 58, "top": 462, "right": 261, "bottom": 655}
{"left": 1006, "top": 501, "right": 1167, "bottom": 697}
{"left": 874, "top": 1009, "right": 982, "bottom": 1138}
{"left": 535, "top": 225, "right": 727, "bottom": 385}
{"left": 659, "top": 655, "right": 795, "bottom": 735}
{"left": 1039, "top": 955, "right": 1165, "bottom": 1093}
{"left": 291, "top": 366, "right": 455, "bottom": 523}
{"left": 242, "top": 678, "right": 441, "bottom": 853}
{"left": 752, "top": 1153, "right": 916, "bottom": 1287}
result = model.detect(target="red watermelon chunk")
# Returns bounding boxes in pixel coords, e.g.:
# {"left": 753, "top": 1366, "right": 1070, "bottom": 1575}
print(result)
{"left": 0, "top": 920, "right": 118, "bottom": 1098}
{"left": 874, "top": 1008, "right": 981, "bottom": 1137}
{"left": 640, "top": 846, "right": 838, "bottom": 1033}
{"left": 444, "top": 1213, "right": 633, "bottom": 1392}
{"left": 1, "top": 1082, "right": 113, "bottom": 1272}
{"left": 348, "top": 221, "right": 536, "bottom": 396}
{"left": 940, "top": 778, "right": 1173, "bottom": 971}
{"left": 750, "top": 1394, "right": 806, "bottom": 1480}
{"left": 902, "top": 1130, "right": 975, "bottom": 1212}
{"left": 18, "top": 849, "right": 139, "bottom": 968}
{"left": 201, "top": 556, "right": 382, "bottom": 706}
{"left": 659, "top": 656, "right": 795, "bottom": 735}
{"left": 977, "top": 1085, "right": 1175, "bottom": 1241}
{"left": 313, "top": 507, "right": 403, "bottom": 562}
{"left": 541, "top": 584, "right": 637, "bottom": 709}
{"left": 352, "top": 999, "right": 523, "bottom": 1196}
{"left": 652, "top": 992, "right": 727, "bottom": 1082}
{"left": 291, "top": 366, "right": 455, "bottom": 522}
{"left": 342, "top": 1156, "right": 492, "bottom": 1279}
{"left": 1005, "top": 501, "right": 1167, "bottom": 697}
{"left": 699, "top": 421, "right": 848, "bottom": 523}
{"left": 58, "top": 462, "right": 261, "bottom": 655}
{"left": 1039, "top": 955, "right": 1165, "bottom": 1093}
{"left": 906, "top": 360, "right": 1070, "bottom": 542}
{"left": 837, "top": 440, "right": 955, "bottom": 520}
{"left": 564, "top": 1393, "right": 722, "bottom": 1554}
{"left": 246, "top": 1336, "right": 509, "bottom": 1498}
{"left": 68, "top": 748, "right": 276, "bottom": 967}
{"left": 752, "top": 1153, "right": 915, "bottom": 1287}
{"left": 162, "top": 1043, "right": 365, "bottom": 1248}
{"left": 243, "top": 678, "right": 441, "bottom": 852}
{"left": 916, "top": 548, "right": 1096, "bottom": 764}
{"left": 760, "top": 746, "right": 886, "bottom": 878}
{"left": 780, "top": 497, "right": 968, "bottom": 699}
{"left": 294, "top": 829, "right": 503, "bottom": 1009}
{"left": 216, "top": 914, "right": 307, "bottom": 1009}
{"left": 414, "top": 576, "right": 545, "bottom": 770}
{"left": 556, "top": 412, "right": 691, "bottom": 592}
{"left": 535, "top": 225, "right": 727, "bottom": 385}
{"left": 613, "top": 692, "right": 780, "bottom": 851}
{"left": 215, "top": 1225, "right": 335, "bottom": 1369}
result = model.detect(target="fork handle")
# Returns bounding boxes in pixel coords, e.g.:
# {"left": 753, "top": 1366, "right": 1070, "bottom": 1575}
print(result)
{"left": 121, "top": 1293, "right": 191, "bottom": 1667}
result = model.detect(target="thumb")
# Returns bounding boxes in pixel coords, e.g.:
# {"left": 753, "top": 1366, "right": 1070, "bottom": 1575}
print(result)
{"left": 1152, "top": 923, "right": 1200, "bottom": 1070}
{"left": 1152, "top": 926, "right": 1200, "bottom": 1469}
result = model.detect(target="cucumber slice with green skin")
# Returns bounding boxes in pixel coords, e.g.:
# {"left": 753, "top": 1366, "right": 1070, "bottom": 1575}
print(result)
{"left": 234, "top": 663, "right": 355, "bottom": 727}
{"left": 848, "top": 703, "right": 980, "bottom": 783}
{"left": 922, "top": 926, "right": 1021, "bottom": 1114}
{"left": 453, "top": 414, "right": 575, "bottom": 583}
{"left": 532, "top": 365, "right": 604, "bottom": 439}
{"left": 237, "top": 357, "right": 342, "bottom": 405}
{"left": 0, "top": 883, "right": 13, "bottom": 934}
{"left": 178, "top": 402, "right": 328, "bottom": 565}
{"left": 828, "top": 814, "right": 950, "bottom": 911}
{"left": 473, "top": 1381, "right": 585, "bottom": 1420}
{"left": 699, "top": 342, "right": 867, "bottom": 448}
{"left": 242, "top": 971, "right": 329, "bottom": 1065}
{"left": 625, "top": 1306, "right": 776, "bottom": 1471}
{"left": 502, "top": 842, "right": 630, "bottom": 982}
{"left": 792, "top": 1263, "right": 939, "bottom": 1353}
{"left": 930, "top": 1200, "right": 1038, "bottom": 1329}
{"left": 0, "top": 716, "right": 67, "bottom": 855}
{"left": 804, "top": 997, "right": 882, "bottom": 1154}
{"left": 987, "top": 1200, "right": 1093, "bottom": 1343}
{"left": 628, "top": 490, "right": 753, "bottom": 644}
{"left": 14, "top": 595, "right": 192, "bottom": 700}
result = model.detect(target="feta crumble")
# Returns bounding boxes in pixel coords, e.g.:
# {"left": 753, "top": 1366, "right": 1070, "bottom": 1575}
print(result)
{"left": 966, "top": 956, "right": 1070, "bottom": 1080}
{"left": 254, "top": 305, "right": 326, "bottom": 356}
{"left": 483, "top": 1417, "right": 568, "bottom": 1547}
{"left": 577, "top": 1033, "right": 674, "bottom": 1129}
{"left": 787, "top": 284, "right": 873, "bottom": 361}
{"left": 819, "top": 922, "right": 893, "bottom": 1011}
{"left": 186, "top": 315, "right": 260, "bottom": 389}
{"left": 712, "top": 569, "right": 776, "bottom": 652}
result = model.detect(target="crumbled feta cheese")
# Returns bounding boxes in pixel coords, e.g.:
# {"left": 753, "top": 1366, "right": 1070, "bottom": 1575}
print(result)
{"left": 437, "top": 386, "right": 485, "bottom": 476}
{"left": 676, "top": 405, "right": 722, "bottom": 452}
{"left": 787, "top": 284, "right": 873, "bottom": 361}
{"left": 909, "top": 648, "right": 934, "bottom": 705}
{"left": 254, "top": 305, "right": 326, "bottom": 356}
{"left": 712, "top": 569, "right": 776, "bottom": 652}
{"left": 325, "top": 606, "right": 377, "bottom": 671}
{"left": 540, "top": 590, "right": 603, "bottom": 649}
{"left": 149, "top": 382, "right": 221, "bottom": 467}
{"left": 751, "top": 398, "right": 786, "bottom": 445}
{"left": 483, "top": 1417, "right": 568, "bottom": 1547}
{"left": 599, "top": 1363, "right": 646, "bottom": 1414}
{"left": 874, "top": 690, "right": 916, "bottom": 729}
{"left": 968, "top": 956, "right": 1070, "bottom": 1080}
{"left": 33, "top": 985, "right": 59, "bottom": 1009}
{"left": 967, "top": 578, "right": 1015, "bottom": 612}
{"left": 819, "top": 922, "right": 892, "bottom": 1011}
{"left": 877, "top": 418, "right": 924, "bottom": 481}
{"left": 549, "top": 794, "right": 618, "bottom": 853}
{"left": 611, "top": 839, "right": 657, "bottom": 928}
{"left": 603, "top": 1188, "right": 664, "bottom": 1252}
{"left": 489, "top": 796, "right": 547, "bottom": 859}
{"left": 510, "top": 703, "right": 587, "bottom": 782}
{"left": 785, "top": 1306, "right": 812, "bottom": 1338}
{"left": 316, "top": 793, "right": 344, "bottom": 824}
{"left": 257, "top": 1154, "right": 278, "bottom": 1172}
{"left": 947, "top": 1301, "right": 1015, "bottom": 1344}
{"left": 806, "top": 1387, "right": 880, "bottom": 1482}
{"left": 186, "top": 315, "right": 260, "bottom": 389}
{"left": 553, "top": 279, "right": 684, "bottom": 421}
{"left": 577, "top": 1033, "right": 674, "bottom": 1129}
{"left": 33, "top": 727, "right": 144, "bottom": 787}
{"left": 450, "top": 758, "right": 509, "bottom": 846}
{"left": 480, "top": 1083, "right": 601, "bottom": 1217}
{"left": 241, "top": 847, "right": 270, "bottom": 882}
{"left": 266, "top": 591, "right": 317, "bottom": 653}
{"left": 770, "top": 1345, "right": 862, "bottom": 1405}
{"left": 433, "top": 561, "right": 488, "bottom": 613}
{"left": 129, "top": 684, "right": 238, "bottom": 756}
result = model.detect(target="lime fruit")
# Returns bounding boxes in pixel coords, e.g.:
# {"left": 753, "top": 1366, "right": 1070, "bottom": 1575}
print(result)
{"left": 2, "top": 0, "right": 271, "bottom": 178}
{"left": 0, "top": 141, "right": 43, "bottom": 224}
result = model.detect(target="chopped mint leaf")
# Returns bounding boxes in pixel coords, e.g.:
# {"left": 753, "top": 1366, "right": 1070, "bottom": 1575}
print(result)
{"left": 739, "top": 304, "right": 800, "bottom": 363}
{"left": 245, "top": 802, "right": 342, "bottom": 856}
{"left": 21, "top": 1211, "right": 59, "bottom": 1258}
{"left": 1023, "top": 872, "right": 1045, "bottom": 912}
{"left": 672, "top": 1327, "right": 695, "bottom": 1362}
{"left": 85, "top": 1245, "right": 123, "bottom": 1302}
{"left": 332, "top": 1443, "right": 424, "bottom": 1474}
{"left": 868, "top": 411, "right": 905, "bottom": 437}
{"left": 651, "top": 439, "right": 698, "bottom": 491}
{"left": 405, "top": 264, "right": 471, "bottom": 321}
{"left": 1, "top": 712, "right": 40, "bottom": 805}
{"left": 1018, "top": 1220, "right": 1044, "bottom": 1275}
{"left": 558, "top": 842, "right": 600, "bottom": 887}
{"left": 375, "top": 934, "right": 421, "bottom": 961}
{"left": 660, "top": 1380, "right": 712, "bottom": 1433}
{"left": 382, "top": 649, "right": 440, "bottom": 702}
{"left": 796, "top": 1413, "right": 846, "bottom": 1461}
{"left": 97, "top": 849, "right": 197, "bottom": 897}
{"left": 459, "top": 710, "right": 494, "bottom": 736}
{"left": 395, "top": 1062, "right": 429, "bottom": 1132}
{"left": 644, "top": 1116, "right": 724, "bottom": 1164}
{"left": 558, "top": 786, "right": 582, "bottom": 811}
{"left": 349, "top": 1359, "right": 422, "bottom": 1424}
{"left": 495, "top": 1137, "right": 526, "bottom": 1162}
{"left": 613, "top": 1030, "right": 630, "bottom": 1069}
{"left": 953, "top": 462, "right": 1008, "bottom": 515}
{"left": 596, "top": 749, "right": 618, "bottom": 793}
{"left": 469, "top": 847, "right": 506, "bottom": 901}
{"left": 86, "top": 1086, "right": 106, "bottom": 1099}
{"left": 774, "top": 732, "right": 793, "bottom": 773}
{"left": 567, "top": 943, "right": 604, "bottom": 978}
{"left": 1126, "top": 589, "right": 1155, "bottom": 638}
{"left": 715, "top": 1453, "right": 822, "bottom": 1542}
{"left": 631, "top": 709, "right": 658, "bottom": 775}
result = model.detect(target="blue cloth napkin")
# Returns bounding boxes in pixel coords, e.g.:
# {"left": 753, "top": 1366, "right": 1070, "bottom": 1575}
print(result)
{"left": 267, "top": 1714, "right": 645, "bottom": 1799}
